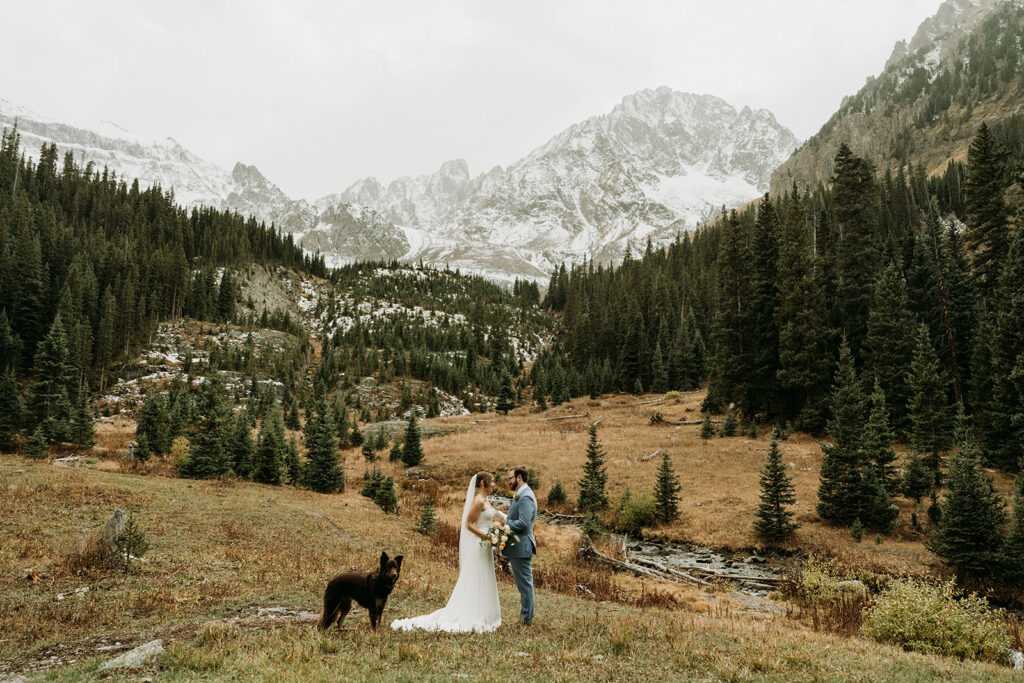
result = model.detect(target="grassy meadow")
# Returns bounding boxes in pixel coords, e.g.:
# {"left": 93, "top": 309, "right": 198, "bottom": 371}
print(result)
{"left": 1, "top": 391, "right": 1020, "bottom": 681}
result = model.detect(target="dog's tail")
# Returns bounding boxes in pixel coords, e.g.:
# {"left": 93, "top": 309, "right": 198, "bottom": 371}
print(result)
{"left": 318, "top": 588, "right": 336, "bottom": 630}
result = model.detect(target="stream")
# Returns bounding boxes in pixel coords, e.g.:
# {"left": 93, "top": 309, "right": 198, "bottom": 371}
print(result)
{"left": 490, "top": 494, "right": 788, "bottom": 596}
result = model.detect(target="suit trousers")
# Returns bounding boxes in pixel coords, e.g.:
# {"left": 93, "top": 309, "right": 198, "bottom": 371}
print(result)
{"left": 508, "top": 556, "right": 534, "bottom": 625}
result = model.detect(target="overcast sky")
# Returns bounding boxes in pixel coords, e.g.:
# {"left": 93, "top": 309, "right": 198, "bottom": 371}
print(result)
{"left": 2, "top": 0, "right": 940, "bottom": 200}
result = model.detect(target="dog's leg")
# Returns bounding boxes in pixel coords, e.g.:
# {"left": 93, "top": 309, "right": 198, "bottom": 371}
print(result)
{"left": 370, "top": 603, "right": 380, "bottom": 631}
{"left": 335, "top": 597, "right": 352, "bottom": 631}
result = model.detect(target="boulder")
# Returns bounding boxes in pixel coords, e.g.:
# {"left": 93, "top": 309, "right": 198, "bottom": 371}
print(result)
{"left": 97, "top": 639, "right": 164, "bottom": 671}
{"left": 1012, "top": 650, "right": 1023, "bottom": 671}
{"left": 99, "top": 508, "right": 127, "bottom": 556}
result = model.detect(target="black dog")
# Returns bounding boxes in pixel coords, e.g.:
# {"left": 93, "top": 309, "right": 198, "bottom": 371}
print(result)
{"left": 318, "top": 551, "right": 403, "bottom": 631}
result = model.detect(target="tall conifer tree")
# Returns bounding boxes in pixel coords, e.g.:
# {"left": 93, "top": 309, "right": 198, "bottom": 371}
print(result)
{"left": 578, "top": 423, "right": 608, "bottom": 511}
{"left": 755, "top": 429, "right": 799, "bottom": 541}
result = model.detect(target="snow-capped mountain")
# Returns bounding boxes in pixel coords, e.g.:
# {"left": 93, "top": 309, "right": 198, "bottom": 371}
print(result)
{"left": 336, "top": 88, "right": 798, "bottom": 277}
{"left": 1, "top": 88, "right": 798, "bottom": 283}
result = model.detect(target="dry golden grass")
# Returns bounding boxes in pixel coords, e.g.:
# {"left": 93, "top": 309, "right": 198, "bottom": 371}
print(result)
{"left": 2, "top": 449, "right": 1021, "bottom": 681}
{"left": 402, "top": 390, "right": 1016, "bottom": 577}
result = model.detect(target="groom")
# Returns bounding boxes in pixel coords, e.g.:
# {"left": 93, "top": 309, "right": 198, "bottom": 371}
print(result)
{"left": 502, "top": 467, "right": 537, "bottom": 625}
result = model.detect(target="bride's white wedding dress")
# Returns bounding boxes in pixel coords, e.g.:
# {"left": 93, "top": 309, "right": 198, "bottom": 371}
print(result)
{"left": 391, "top": 475, "right": 501, "bottom": 633}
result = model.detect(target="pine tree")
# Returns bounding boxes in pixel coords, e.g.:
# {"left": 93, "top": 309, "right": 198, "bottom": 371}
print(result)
{"left": 225, "top": 411, "right": 253, "bottom": 480}
{"left": 707, "top": 212, "right": 753, "bottom": 409}
{"left": 253, "top": 407, "right": 287, "bottom": 485}
{"left": 304, "top": 399, "right": 344, "bottom": 493}
{"left": 754, "top": 429, "right": 799, "bottom": 541}
{"left": 720, "top": 411, "right": 738, "bottom": 437}
{"left": 578, "top": 423, "right": 608, "bottom": 511}
{"left": 24, "top": 424, "right": 49, "bottom": 459}
{"left": 496, "top": 371, "right": 515, "bottom": 414}
{"left": 700, "top": 414, "right": 715, "bottom": 439}
{"left": 746, "top": 195, "right": 781, "bottom": 415}
{"left": 178, "top": 375, "right": 231, "bottom": 479}
{"left": 1001, "top": 460, "right": 1024, "bottom": 583}
{"left": 863, "top": 378, "right": 899, "bottom": 493}
{"left": 927, "top": 430, "right": 1006, "bottom": 581}
{"left": 285, "top": 396, "right": 301, "bottom": 431}
{"left": 0, "top": 370, "right": 24, "bottom": 449}
{"left": 401, "top": 413, "right": 424, "bottom": 467}
{"left": 901, "top": 451, "right": 932, "bottom": 503}
{"left": 389, "top": 440, "right": 402, "bottom": 462}
{"left": 285, "top": 434, "right": 301, "bottom": 484}
{"left": 864, "top": 263, "right": 916, "bottom": 432}
{"left": 360, "top": 466, "right": 384, "bottom": 498}
{"left": 907, "top": 323, "right": 954, "bottom": 476}
{"left": 817, "top": 339, "right": 867, "bottom": 525}
{"left": 976, "top": 218, "right": 1024, "bottom": 470}
{"left": 547, "top": 478, "right": 567, "bottom": 505}
{"left": 374, "top": 475, "right": 398, "bottom": 514}
{"left": 833, "top": 144, "right": 882, "bottom": 358}
{"left": 28, "top": 314, "right": 74, "bottom": 441}
{"left": 134, "top": 433, "right": 152, "bottom": 462}
{"left": 136, "top": 392, "right": 170, "bottom": 455}
{"left": 650, "top": 343, "right": 668, "bottom": 394}
{"left": 414, "top": 497, "right": 438, "bottom": 535}
{"left": 964, "top": 122, "right": 1011, "bottom": 289}
{"left": 69, "top": 391, "right": 94, "bottom": 448}
{"left": 653, "top": 451, "right": 682, "bottom": 523}
{"left": 362, "top": 440, "right": 378, "bottom": 462}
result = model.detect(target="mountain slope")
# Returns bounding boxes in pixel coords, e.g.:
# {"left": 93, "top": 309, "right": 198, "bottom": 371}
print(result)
{"left": 0, "top": 87, "right": 798, "bottom": 282}
{"left": 770, "top": 0, "right": 1022, "bottom": 194}
{"left": 338, "top": 88, "right": 798, "bottom": 275}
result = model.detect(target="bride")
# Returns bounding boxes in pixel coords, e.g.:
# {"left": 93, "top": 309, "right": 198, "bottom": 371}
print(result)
{"left": 391, "top": 472, "right": 503, "bottom": 633}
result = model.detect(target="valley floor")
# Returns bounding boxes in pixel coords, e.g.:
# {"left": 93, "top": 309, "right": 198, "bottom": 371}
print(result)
{"left": 1, "top": 392, "right": 1020, "bottom": 681}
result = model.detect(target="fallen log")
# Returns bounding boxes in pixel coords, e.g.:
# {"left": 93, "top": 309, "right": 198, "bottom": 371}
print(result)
{"left": 649, "top": 412, "right": 722, "bottom": 426}
{"left": 539, "top": 412, "right": 590, "bottom": 421}
{"left": 471, "top": 419, "right": 499, "bottom": 424}
{"left": 637, "top": 450, "right": 660, "bottom": 462}
{"left": 628, "top": 556, "right": 711, "bottom": 587}
{"left": 631, "top": 398, "right": 666, "bottom": 406}
{"left": 543, "top": 512, "right": 585, "bottom": 523}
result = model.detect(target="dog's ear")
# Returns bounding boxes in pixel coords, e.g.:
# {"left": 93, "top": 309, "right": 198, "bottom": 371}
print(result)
{"left": 380, "top": 550, "right": 389, "bottom": 567}
{"left": 394, "top": 555, "right": 403, "bottom": 570}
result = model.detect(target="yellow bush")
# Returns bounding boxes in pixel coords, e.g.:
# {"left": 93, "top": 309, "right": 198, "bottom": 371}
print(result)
{"left": 169, "top": 436, "right": 190, "bottom": 468}
{"left": 862, "top": 578, "right": 1010, "bottom": 663}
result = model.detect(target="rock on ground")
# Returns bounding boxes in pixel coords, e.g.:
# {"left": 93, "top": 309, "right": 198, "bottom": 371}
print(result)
{"left": 97, "top": 639, "right": 164, "bottom": 672}
{"left": 99, "top": 508, "right": 127, "bottom": 556}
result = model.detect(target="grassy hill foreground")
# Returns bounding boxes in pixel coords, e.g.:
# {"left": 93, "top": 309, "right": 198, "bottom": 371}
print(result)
{"left": 1, "top": 392, "right": 1020, "bottom": 681}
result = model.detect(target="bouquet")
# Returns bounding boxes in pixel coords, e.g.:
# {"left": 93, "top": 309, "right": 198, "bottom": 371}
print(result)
{"left": 480, "top": 521, "right": 517, "bottom": 552}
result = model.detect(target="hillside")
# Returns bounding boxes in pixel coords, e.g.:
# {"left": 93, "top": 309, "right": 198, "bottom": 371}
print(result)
{"left": 770, "top": 0, "right": 1024, "bottom": 193}
{"left": 2, "top": 395, "right": 1021, "bottom": 681}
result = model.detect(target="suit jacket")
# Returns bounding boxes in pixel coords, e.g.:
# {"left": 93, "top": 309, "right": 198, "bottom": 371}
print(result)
{"left": 502, "top": 485, "right": 537, "bottom": 558}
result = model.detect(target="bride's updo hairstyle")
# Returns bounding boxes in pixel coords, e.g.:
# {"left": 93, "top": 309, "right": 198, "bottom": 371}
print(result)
{"left": 475, "top": 472, "right": 494, "bottom": 489}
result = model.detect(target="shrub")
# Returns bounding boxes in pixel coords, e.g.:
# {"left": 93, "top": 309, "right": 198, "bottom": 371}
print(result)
{"left": 114, "top": 514, "right": 150, "bottom": 574}
{"left": 414, "top": 497, "right": 438, "bottom": 535}
{"left": 169, "top": 436, "right": 190, "bottom": 468}
{"left": 547, "top": 478, "right": 567, "bottom": 505}
{"left": 613, "top": 489, "right": 657, "bottom": 536}
{"left": 374, "top": 475, "right": 399, "bottom": 514}
{"left": 527, "top": 468, "right": 541, "bottom": 491}
{"left": 862, "top": 578, "right": 1010, "bottom": 663}
{"left": 663, "top": 391, "right": 681, "bottom": 402}
{"left": 720, "top": 411, "right": 738, "bottom": 437}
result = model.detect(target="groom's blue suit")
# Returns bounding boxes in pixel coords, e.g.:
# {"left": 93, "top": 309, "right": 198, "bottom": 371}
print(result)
{"left": 502, "top": 485, "right": 537, "bottom": 625}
